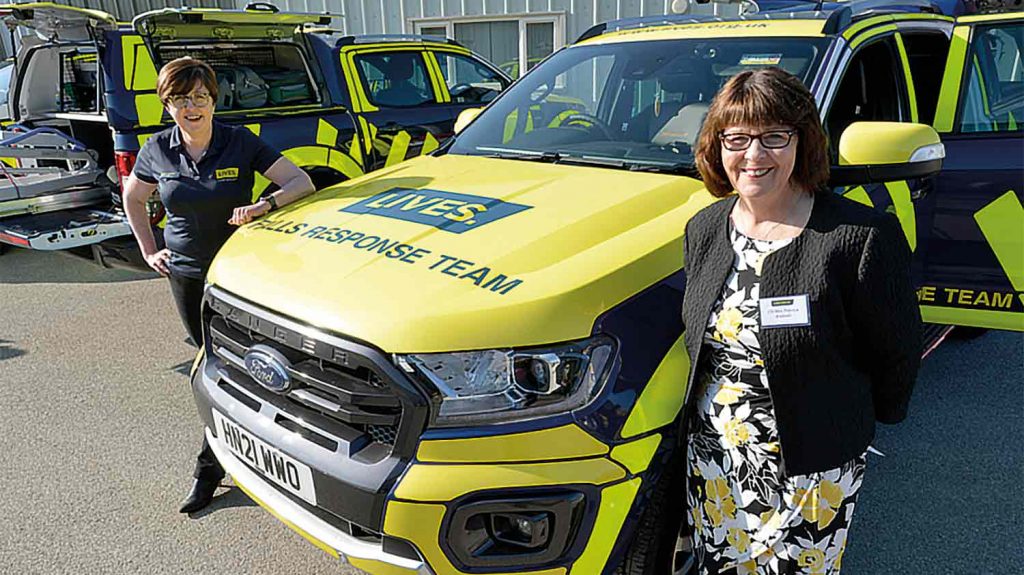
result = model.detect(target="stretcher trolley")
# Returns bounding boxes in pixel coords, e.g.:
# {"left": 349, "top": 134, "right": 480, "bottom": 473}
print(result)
{"left": 0, "top": 126, "right": 130, "bottom": 250}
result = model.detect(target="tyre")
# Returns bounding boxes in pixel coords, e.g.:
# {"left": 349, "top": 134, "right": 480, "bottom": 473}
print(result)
{"left": 615, "top": 455, "right": 695, "bottom": 575}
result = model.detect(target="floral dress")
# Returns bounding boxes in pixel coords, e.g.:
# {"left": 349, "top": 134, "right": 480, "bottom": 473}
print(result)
{"left": 686, "top": 224, "right": 866, "bottom": 575}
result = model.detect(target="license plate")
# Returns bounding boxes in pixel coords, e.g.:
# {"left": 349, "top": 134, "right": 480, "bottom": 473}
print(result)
{"left": 213, "top": 410, "right": 317, "bottom": 506}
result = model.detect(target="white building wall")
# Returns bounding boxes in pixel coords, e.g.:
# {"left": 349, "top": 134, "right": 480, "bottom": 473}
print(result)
{"left": 226, "top": 0, "right": 749, "bottom": 77}
{"left": 232, "top": 0, "right": 723, "bottom": 42}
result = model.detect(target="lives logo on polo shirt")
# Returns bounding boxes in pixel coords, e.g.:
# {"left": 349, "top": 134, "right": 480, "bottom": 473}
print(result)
{"left": 216, "top": 167, "right": 240, "bottom": 180}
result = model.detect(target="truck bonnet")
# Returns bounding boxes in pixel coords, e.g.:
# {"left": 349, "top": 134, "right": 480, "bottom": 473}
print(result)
{"left": 206, "top": 154, "right": 714, "bottom": 353}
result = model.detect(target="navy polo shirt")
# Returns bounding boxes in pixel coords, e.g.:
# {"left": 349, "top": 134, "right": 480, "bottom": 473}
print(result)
{"left": 132, "top": 121, "right": 282, "bottom": 279}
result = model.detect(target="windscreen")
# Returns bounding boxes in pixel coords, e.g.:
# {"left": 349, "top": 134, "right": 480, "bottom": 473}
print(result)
{"left": 448, "top": 37, "right": 829, "bottom": 173}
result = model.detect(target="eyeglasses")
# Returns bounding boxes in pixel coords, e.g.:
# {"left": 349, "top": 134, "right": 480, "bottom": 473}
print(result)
{"left": 719, "top": 130, "right": 797, "bottom": 151}
{"left": 165, "top": 93, "right": 213, "bottom": 108}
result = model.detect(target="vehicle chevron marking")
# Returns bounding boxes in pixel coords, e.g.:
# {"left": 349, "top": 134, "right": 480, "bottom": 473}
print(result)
{"left": 843, "top": 186, "right": 873, "bottom": 207}
{"left": 885, "top": 180, "right": 917, "bottom": 252}
{"left": 421, "top": 132, "right": 440, "bottom": 155}
{"left": 385, "top": 131, "right": 412, "bottom": 167}
{"left": 974, "top": 190, "right": 1024, "bottom": 292}
{"left": 316, "top": 119, "right": 338, "bottom": 147}
{"left": 843, "top": 184, "right": 917, "bottom": 251}
{"left": 348, "top": 133, "right": 363, "bottom": 167}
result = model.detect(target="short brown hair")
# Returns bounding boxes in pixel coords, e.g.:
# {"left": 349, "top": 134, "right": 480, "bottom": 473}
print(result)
{"left": 157, "top": 57, "right": 218, "bottom": 104}
{"left": 695, "top": 67, "right": 829, "bottom": 198}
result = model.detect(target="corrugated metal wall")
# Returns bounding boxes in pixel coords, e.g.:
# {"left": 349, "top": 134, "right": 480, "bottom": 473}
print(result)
{"left": 231, "top": 0, "right": 725, "bottom": 43}
{"left": 0, "top": 0, "right": 745, "bottom": 60}
{"left": 49, "top": 0, "right": 236, "bottom": 22}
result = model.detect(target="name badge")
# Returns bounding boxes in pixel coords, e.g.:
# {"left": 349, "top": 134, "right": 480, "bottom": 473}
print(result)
{"left": 759, "top": 295, "right": 811, "bottom": 328}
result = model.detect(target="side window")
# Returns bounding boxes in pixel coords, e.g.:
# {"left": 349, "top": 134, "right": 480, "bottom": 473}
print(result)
{"left": 354, "top": 51, "right": 435, "bottom": 108}
{"left": 433, "top": 51, "right": 507, "bottom": 104}
{"left": 826, "top": 37, "right": 909, "bottom": 156}
{"left": 900, "top": 31, "right": 951, "bottom": 126}
{"left": 959, "top": 23, "right": 1023, "bottom": 133}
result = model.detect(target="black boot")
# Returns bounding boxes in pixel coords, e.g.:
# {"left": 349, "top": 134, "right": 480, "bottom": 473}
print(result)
{"left": 179, "top": 478, "right": 220, "bottom": 513}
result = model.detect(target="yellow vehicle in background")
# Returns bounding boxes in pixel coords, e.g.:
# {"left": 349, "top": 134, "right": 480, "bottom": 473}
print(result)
{"left": 190, "top": 1, "right": 1021, "bottom": 574}
{"left": 0, "top": 3, "right": 509, "bottom": 262}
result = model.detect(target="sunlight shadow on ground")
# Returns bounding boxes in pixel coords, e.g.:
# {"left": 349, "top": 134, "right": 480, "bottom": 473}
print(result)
{"left": 0, "top": 339, "right": 27, "bottom": 361}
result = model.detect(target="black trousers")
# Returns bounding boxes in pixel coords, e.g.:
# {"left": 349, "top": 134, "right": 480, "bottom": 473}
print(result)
{"left": 167, "top": 272, "right": 224, "bottom": 482}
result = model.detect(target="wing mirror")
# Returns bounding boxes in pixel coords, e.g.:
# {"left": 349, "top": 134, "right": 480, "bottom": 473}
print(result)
{"left": 829, "top": 122, "right": 944, "bottom": 186}
{"left": 454, "top": 107, "right": 483, "bottom": 134}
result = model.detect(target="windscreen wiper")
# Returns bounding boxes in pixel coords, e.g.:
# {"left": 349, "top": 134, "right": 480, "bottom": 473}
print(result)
{"left": 557, "top": 155, "right": 700, "bottom": 177}
{"left": 477, "top": 147, "right": 562, "bottom": 163}
{"left": 628, "top": 162, "right": 701, "bottom": 177}
{"left": 482, "top": 152, "right": 630, "bottom": 169}
{"left": 553, "top": 155, "right": 630, "bottom": 169}
{"left": 476, "top": 148, "right": 700, "bottom": 177}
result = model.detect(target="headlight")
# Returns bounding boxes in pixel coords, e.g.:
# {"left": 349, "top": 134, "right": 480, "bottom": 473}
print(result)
{"left": 398, "top": 335, "right": 616, "bottom": 426}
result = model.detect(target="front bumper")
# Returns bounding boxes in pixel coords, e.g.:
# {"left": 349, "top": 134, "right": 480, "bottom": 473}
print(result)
{"left": 193, "top": 288, "right": 664, "bottom": 575}
{"left": 206, "top": 427, "right": 432, "bottom": 574}
{"left": 205, "top": 414, "right": 656, "bottom": 575}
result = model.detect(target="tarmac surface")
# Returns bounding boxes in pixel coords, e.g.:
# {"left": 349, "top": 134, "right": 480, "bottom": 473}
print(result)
{"left": 0, "top": 246, "right": 1020, "bottom": 574}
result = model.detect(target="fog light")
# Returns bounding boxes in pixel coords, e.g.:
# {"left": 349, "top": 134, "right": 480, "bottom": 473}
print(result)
{"left": 445, "top": 492, "right": 586, "bottom": 570}
{"left": 491, "top": 512, "right": 550, "bottom": 549}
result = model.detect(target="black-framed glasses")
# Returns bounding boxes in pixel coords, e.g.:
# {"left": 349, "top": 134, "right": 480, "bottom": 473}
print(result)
{"left": 166, "top": 92, "right": 213, "bottom": 109}
{"left": 719, "top": 130, "right": 797, "bottom": 151}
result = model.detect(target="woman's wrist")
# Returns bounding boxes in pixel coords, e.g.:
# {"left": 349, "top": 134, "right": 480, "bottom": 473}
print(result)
{"left": 140, "top": 244, "right": 160, "bottom": 258}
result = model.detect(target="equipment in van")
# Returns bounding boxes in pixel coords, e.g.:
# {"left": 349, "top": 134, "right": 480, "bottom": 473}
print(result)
{"left": 215, "top": 64, "right": 268, "bottom": 110}
{"left": 256, "top": 68, "right": 312, "bottom": 105}
{"left": 60, "top": 52, "right": 99, "bottom": 112}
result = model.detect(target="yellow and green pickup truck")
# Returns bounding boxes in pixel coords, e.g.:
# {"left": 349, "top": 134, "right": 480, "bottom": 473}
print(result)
{"left": 190, "top": 2, "right": 1021, "bottom": 574}
{"left": 0, "top": 3, "right": 508, "bottom": 263}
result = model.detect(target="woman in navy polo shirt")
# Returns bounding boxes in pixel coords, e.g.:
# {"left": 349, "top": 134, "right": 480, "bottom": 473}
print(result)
{"left": 123, "top": 57, "right": 314, "bottom": 514}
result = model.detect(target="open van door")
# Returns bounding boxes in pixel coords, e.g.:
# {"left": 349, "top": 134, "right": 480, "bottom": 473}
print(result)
{"left": 0, "top": 3, "right": 116, "bottom": 43}
{"left": 923, "top": 10, "right": 1024, "bottom": 332}
{"left": 132, "top": 4, "right": 332, "bottom": 73}
{"left": 0, "top": 3, "right": 129, "bottom": 252}
{"left": 132, "top": 5, "right": 331, "bottom": 46}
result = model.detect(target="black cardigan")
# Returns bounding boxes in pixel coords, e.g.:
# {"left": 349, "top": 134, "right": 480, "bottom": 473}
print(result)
{"left": 680, "top": 189, "right": 922, "bottom": 475}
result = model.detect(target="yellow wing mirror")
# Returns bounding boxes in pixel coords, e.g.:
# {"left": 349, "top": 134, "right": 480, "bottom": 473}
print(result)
{"left": 830, "top": 122, "right": 945, "bottom": 186}
{"left": 454, "top": 107, "right": 484, "bottom": 135}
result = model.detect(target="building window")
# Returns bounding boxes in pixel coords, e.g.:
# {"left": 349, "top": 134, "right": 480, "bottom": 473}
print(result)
{"left": 412, "top": 14, "right": 565, "bottom": 79}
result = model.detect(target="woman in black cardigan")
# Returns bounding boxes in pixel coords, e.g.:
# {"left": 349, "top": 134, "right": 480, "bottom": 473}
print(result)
{"left": 680, "top": 68, "right": 921, "bottom": 574}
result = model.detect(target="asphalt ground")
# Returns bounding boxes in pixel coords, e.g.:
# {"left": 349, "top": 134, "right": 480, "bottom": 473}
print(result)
{"left": 0, "top": 247, "right": 355, "bottom": 575}
{"left": 0, "top": 246, "right": 1021, "bottom": 574}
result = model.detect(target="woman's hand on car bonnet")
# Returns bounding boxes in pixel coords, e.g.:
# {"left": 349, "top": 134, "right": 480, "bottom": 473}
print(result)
{"left": 228, "top": 200, "right": 271, "bottom": 226}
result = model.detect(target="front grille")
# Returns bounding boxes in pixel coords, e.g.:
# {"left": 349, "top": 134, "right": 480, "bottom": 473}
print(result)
{"left": 205, "top": 296, "right": 404, "bottom": 457}
{"left": 198, "top": 287, "right": 431, "bottom": 534}
{"left": 367, "top": 424, "right": 398, "bottom": 445}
